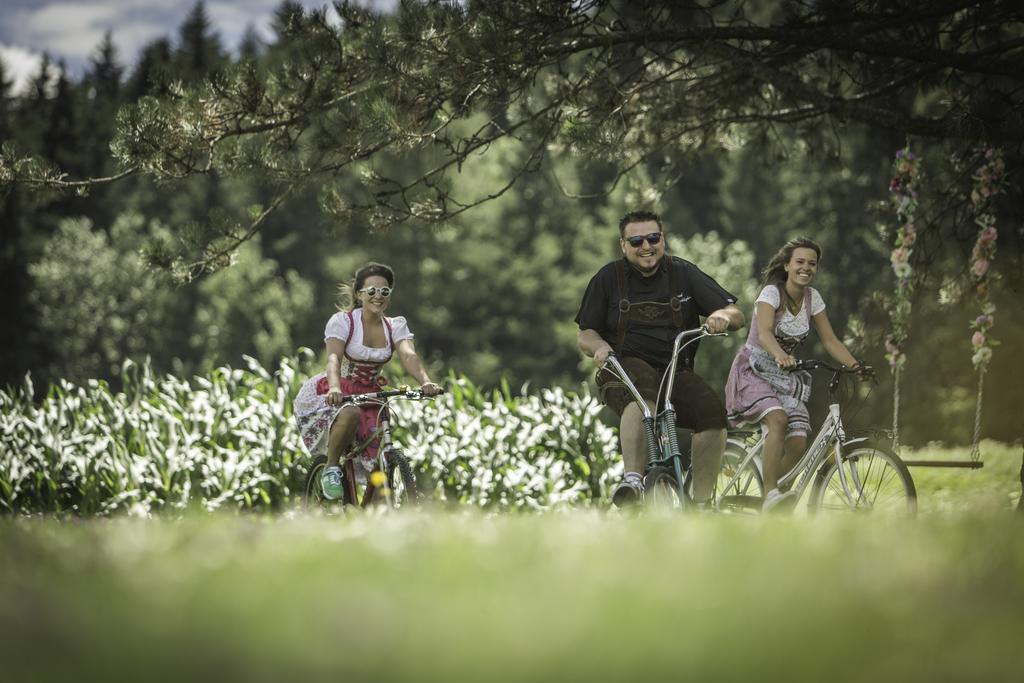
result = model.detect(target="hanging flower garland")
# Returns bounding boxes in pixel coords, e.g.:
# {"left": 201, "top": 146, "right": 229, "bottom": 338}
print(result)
{"left": 966, "top": 148, "right": 1005, "bottom": 458}
{"left": 968, "top": 149, "right": 1004, "bottom": 368}
{"left": 884, "top": 147, "right": 921, "bottom": 449}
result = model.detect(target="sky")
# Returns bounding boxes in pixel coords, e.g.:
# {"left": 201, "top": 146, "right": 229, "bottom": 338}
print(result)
{"left": 0, "top": 0, "right": 396, "bottom": 94}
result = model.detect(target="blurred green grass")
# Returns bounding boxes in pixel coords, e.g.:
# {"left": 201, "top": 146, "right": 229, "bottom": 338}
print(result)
{"left": 902, "top": 440, "right": 1022, "bottom": 515}
{"left": 1, "top": 441, "right": 1021, "bottom": 682}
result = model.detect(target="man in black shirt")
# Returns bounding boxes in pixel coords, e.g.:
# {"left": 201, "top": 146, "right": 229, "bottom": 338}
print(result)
{"left": 576, "top": 210, "right": 745, "bottom": 507}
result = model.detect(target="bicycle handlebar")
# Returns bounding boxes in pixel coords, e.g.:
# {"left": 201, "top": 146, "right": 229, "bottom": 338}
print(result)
{"left": 340, "top": 386, "right": 445, "bottom": 405}
{"left": 792, "top": 359, "right": 875, "bottom": 379}
{"left": 600, "top": 325, "right": 726, "bottom": 370}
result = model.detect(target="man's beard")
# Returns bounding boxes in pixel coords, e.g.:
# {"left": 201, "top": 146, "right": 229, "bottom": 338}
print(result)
{"left": 633, "top": 255, "right": 661, "bottom": 275}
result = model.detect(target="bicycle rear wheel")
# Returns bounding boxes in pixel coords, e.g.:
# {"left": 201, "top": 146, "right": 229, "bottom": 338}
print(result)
{"left": 643, "top": 466, "right": 682, "bottom": 510}
{"left": 716, "top": 443, "right": 764, "bottom": 515}
{"left": 808, "top": 441, "right": 916, "bottom": 515}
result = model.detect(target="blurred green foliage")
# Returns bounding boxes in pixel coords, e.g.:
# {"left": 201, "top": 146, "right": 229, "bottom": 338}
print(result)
{"left": 0, "top": 1, "right": 1021, "bottom": 447}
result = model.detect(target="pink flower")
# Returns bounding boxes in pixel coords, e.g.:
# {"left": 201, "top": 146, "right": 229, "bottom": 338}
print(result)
{"left": 975, "top": 315, "right": 990, "bottom": 327}
{"left": 971, "top": 331, "right": 985, "bottom": 348}
{"left": 978, "top": 226, "right": 998, "bottom": 245}
{"left": 890, "top": 247, "right": 909, "bottom": 265}
{"left": 885, "top": 337, "right": 899, "bottom": 355}
{"left": 973, "top": 259, "right": 990, "bottom": 278}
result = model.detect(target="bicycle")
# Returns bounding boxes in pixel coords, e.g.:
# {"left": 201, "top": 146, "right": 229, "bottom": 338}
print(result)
{"left": 303, "top": 386, "right": 441, "bottom": 510}
{"left": 716, "top": 359, "right": 917, "bottom": 515}
{"left": 601, "top": 325, "right": 729, "bottom": 509}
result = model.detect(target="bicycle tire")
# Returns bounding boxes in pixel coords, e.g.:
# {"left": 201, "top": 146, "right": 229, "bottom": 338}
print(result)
{"left": 807, "top": 440, "right": 917, "bottom": 515}
{"left": 386, "top": 449, "right": 421, "bottom": 508}
{"left": 716, "top": 443, "right": 764, "bottom": 515}
{"left": 303, "top": 455, "right": 355, "bottom": 508}
{"left": 643, "top": 466, "right": 682, "bottom": 509}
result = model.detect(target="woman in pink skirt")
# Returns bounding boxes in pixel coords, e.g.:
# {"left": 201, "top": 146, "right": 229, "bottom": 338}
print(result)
{"left": 293, "top": 262, "right": 443, "bottom": 500}
{"left": 725, "top": 238, "right": 862, "bottom": 511}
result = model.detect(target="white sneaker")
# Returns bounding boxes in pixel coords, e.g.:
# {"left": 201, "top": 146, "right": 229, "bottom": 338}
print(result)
{"left": 611, "top": 474, "right": 644, "bottom": 507}
{"left": 762, "top": 488, "right": 797, "bottom": 512}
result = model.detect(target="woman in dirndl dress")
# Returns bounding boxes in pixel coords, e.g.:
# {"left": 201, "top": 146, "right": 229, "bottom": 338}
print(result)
{"left": 724, "top": 238, "right": 862, "bottom": 511}
{"left": 292, "top": 262, "right": 442, "bottom": 500}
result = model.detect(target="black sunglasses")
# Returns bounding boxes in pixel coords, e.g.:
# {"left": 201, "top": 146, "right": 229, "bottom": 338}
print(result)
{"left": 624, "top": 232, "right": 663, "bottom": 248}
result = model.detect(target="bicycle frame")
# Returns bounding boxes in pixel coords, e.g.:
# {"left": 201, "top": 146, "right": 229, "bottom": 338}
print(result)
{"left": 334, "top": 387, "right": 432, "bottom": 509}
{"left": 604, "top": 326, "right": 725, "bottom": 504}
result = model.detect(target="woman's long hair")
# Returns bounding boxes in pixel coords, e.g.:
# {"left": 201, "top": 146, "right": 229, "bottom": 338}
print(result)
{"left": 337, "top": 262, "right": 395, "bottom": 311}
{"left": 759, "top": 237, "right": 822, "bottom": 289}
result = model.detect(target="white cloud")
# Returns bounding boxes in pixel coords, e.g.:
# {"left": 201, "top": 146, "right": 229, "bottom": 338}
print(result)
{"left": 0, "top": 43, "right": 44, "bottom": 95}
{"left": 2, "top": 1, "right": 180, "bottom": 73}
{"left": 0, "top": 0, "right": 399, "bottom": 78}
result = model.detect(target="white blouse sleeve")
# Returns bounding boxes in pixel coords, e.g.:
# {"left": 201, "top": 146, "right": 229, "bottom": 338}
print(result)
{"left": 324, "top": 312, "right": 351, "bottom": 343}
{"left": 810, "top": 288, "right": 826, "bottom": 316}
{"left": 388, "top": 316, "right": 415, "bottom": 343}
{"left": 755, "top": 285, "right": 780, "bottom": 309}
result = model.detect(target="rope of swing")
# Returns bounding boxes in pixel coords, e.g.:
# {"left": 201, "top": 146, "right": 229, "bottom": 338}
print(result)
{"left": 970, "top": 368, "right": 985, "bottom": 462}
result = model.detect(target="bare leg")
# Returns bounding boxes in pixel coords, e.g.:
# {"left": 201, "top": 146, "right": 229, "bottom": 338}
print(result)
{"left": 619, "top": 401, "right": 656, "bottom": 476}
{"left": 760, "top": 410, "right": 789, "bottom": 493}
{"left": 326, "top": 406, "right": 360, "bottom": 467}
{"left": 690, "top": 428, "right": 726, "bottom": 503}
{"left": 776, "top": 435, "right": 808, "bottom": 488}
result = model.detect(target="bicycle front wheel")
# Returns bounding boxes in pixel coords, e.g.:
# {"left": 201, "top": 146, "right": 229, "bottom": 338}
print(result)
{"left": 716, "top": 443, "right": 763, "bottom": 515}
{"left": 385, "top": 449, "right": 421, "bottom": 509}
{"left": 643, "top": 466, "right": 682, "bottom": 510}
{"left": 808, "top": 441, "right": 917, "bottom": 515}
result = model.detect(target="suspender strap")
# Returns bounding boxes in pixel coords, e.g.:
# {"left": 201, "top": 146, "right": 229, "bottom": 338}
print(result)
{"left": 614, "top": 259, "right": 630, "bottom": 351}
{"left": 614, "top": 257, "right": 688, "bottom": 351}
{"left": 667, "top": 259, "right": 685, "bottom": 328}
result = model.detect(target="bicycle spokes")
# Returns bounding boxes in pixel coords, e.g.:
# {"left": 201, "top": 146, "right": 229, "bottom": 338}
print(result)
{"left": 816, "top": 447, "right": 916, "bottom": 514}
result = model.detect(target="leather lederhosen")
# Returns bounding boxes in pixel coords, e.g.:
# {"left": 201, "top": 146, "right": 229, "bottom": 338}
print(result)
{"left": 612, "top": 258, "right": 689, "bottom": 353}
{"left": 598, "top": 258, "right": 692, "bottom": 409}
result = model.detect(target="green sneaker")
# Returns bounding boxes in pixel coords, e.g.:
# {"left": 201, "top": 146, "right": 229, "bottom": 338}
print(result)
{"left": 320, "top": 465, "right": 344, "bottom": 500}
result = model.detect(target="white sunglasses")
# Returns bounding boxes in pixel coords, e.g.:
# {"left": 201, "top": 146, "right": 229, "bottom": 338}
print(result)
{"left": 359, "top": 286, "right": 392, "bottom": 297}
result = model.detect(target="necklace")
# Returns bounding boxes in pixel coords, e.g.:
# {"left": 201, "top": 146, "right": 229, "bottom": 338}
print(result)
{"left": 784, "top": 287, "right": 802, "bottom": 315}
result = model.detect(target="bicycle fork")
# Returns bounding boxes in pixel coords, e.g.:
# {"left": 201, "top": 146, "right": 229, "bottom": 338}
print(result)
{"left": 824, "top": 404, "right": 866, "bottom": 509}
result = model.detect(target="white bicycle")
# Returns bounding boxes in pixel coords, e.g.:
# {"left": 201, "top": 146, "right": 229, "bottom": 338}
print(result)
{"left": 716, "top": 359, "right": 917, "bottom": 515}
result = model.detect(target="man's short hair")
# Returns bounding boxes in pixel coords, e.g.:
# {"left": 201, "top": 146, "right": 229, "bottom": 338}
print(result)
{"left": 618, "top": 210, "right": 663, "bottom": 236}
